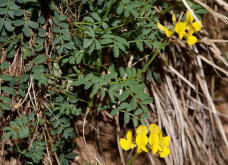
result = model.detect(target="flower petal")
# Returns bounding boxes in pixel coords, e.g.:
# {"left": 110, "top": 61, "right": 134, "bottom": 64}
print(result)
{"left": 187, "top": 35, "right": 198, "bottom": 45}
{"left": 136, "top": 133, "right": 149, "bottom": 153}
{"left": 192, "top": 21, "right": 201, "bottom": 32}
{"left": 149, "top": 124, "right": 162, "bottom": 135}
{"left": 185, "top": 10, "right": 193, "bottom": 25}
{"left": 136, "top": 125, "right": 148, "bottom": 135}
{"left": 120, "top": 138, "right": 131, "bottom": 150}
{"left": 172, "top": 13, "right": 176, "bottom": 23}
{"left": 149, "top": 132, "right": 161, "bottom": 154}
{"left": 136, "top": 133, "right": 149, "bottom": 146}
{"left": 126, "top": 131, "right": 132, "bottom": 141}
{"left": 164, "top": 28, "right": 173, "bottom": 38}
{"left": 159, "top": 147, "right": 170, "bottom": 158}
{"left": 161, "top": 136, "right": 170, "bottom": 148}
{"left": 175, "top": 22, "right": 186, "bottom": 40}
{"left": 157, "top": 22, "right": 165, "bottom": 32}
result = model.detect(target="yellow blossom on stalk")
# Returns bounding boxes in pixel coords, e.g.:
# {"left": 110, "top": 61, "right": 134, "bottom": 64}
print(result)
{"left": 135, "top": 125, "right": 149, "bottom": 153}
{"left": 149, "top": 124, "right": 162, "bottom": 154}
{"left": 136, "top": 125, "right": 148, "bottom": 134}
{"left": 185, "top": 33, "right": 198, "bottom": 46}
{"left": 120, "top": 131, "right": 136, "bottom": 151}
{"left": 157, "top": 23, "right": 173, "bottom": 38}
{"left": 174, "top": 10, "right": 201, "bottom": 45}
{"left": 136, "top": 133, "right": 149, "bottom": 153}
{"left": 119, "top": 124, "right": 171, "bottom": 158}
{"left": 184, "top": 10, "right": 201, "bottom": 36}
{"left": 175, "top": 22, "right": 186, "bottom": 40}
{"left": 158, "top": 136, "right": 170, "bottom": 158}
{"left": 148, "top": 124, "right": 170, "bottom": 158}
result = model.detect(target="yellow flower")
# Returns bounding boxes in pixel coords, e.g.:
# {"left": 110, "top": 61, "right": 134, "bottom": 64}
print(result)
{"left": 184, "top": 10, "right": 201, "bottom": 38}
{"left": 186, "top": 34, "right": 198, "bottom": 46}
{"left": 148, "top": 124, "right": 162, "bottom": 154}
{"left": 120, "top": 131, "right": 136, "bottom": 151}
{"left": 175, "top": 22, "right": 186, "bottom": 40}
{"left": 157, "top": 23, "right": 173, "bottom": 38}
{"left": 172, "top": 13, "right": 176, "bottom": 23}
{"left": 149, "top": 124, "right": 162, "bottom": 135}
{"left": 149, "top": 132, "right": 161, "bottom": 154}
{"left": 136, "top": 125, "right": 148, "bottom": 135}
{"left": 148, "top": 124, "right": 170, "bottom": 158}
{"left": 158, "top": 136, "right": 170, "bottom": 158}
{"left": 136, "top": 133, "right": 149, "bottom": 153}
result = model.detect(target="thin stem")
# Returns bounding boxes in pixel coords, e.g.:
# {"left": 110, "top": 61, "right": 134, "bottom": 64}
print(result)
{"left": 126, "top": 153, "right": 138, "bottom": 165}
{"left": 136, "top": 40, "right": 168, "bottom": 79}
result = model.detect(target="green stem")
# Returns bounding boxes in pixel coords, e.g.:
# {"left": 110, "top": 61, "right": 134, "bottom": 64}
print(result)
{"left": 126, "top": 153, "right": 138, "bottom": 165}
{"left": 136, "top": 40, "right": 168, "bottom": 79}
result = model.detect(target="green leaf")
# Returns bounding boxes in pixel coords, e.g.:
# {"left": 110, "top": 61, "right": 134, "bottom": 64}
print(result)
{"left": 100, "top": 88, "right": 106, "bottom": 99}
{"left": 119, "top": 90, "right": 129, "bottom": 102}
{"left": 60, "top": 23, "right": 69, "bottom": 29}
{"left": 130, "top": 98, "right": 137, "bottom": 110}
{"left": 13, "top": 20, "right": 24, "bottom": 27}
{"left": 1, "top": 74, "right": 13, "bottom": 81}
{"left": 0, "top": 18, "right": 3, "bottom": 31}
{"left": 14, "top": 9, "right": 24, "bottom": 16}
{"left": 0, "top": 103, "right": 11, "bottom": 110}
{"left": 130, "top": 8, "right": 139, "bottom": 17}
{"left": 133, "top": 116, "right": 138, "bottom": 127}
{"left": 116, "top": 37, "right": 129, "bottom": 48}
{"left": 100, "top": 38, "right": 113, "bottom": 45}
{"left": 59, "top": 15, "right": 67, "bottom": 21}
{"left": 124, "top": 112, "right": 130, "bottom": 124}
{"left": 113, "top": 42, "right": 119, "bottom": 57}
{"left": 34, "top": 54, "right": 46, "bottom": 64}
{"left": 0, "top": 0, "right": 7, "bottom": 7}
{"left": 124, "top": 8, "right": 130, "bottom": 17}
{"left": 136, "top": 41, "right": 144, "bottom": 52}
{"left": 28, "top": 20, "right": 39, "bottom": 29}
{"left": 23, "top": 25, "right": 31, "bottom": 37}
{"left": 119, "top": 67, "right": 125, "bottom": 78}
{"left": 53, "top": 36, "right": 61, "bottom": 44}
{"left": 32, "top": 65, "right": 45, "bottom": 74}
{"left": 9, "top": 1, "right": 20, "bottom": 10}
{"left": 4, "top": 20, "right": 13, "bottom": 32}
{"left": 83, "top": 38, "right": 94, "bottom": 49}
{"left": 95, "top": 39, "right": 101, "bottom": 50}
{"left": 134, "top": 108, "right": 143, "bottom": 115}
{"left": 195, "top": 8, "right": 208, "bottom": 14}
{"left": 65, "top": 153, "right": 77, "bottom": 159}
{"left": 91, "top": 84, "right": 99, "bottom": 96}
{"left": 117, "top": 4, "right": 124, "bottom": 15}
{"left": 0, "top": 96, "right": 12, "bottom": 104}
{"left": 116, "top": 42, "right": 125, "bottom": 52}
{"left": 119, "top": 102, "right": 128, "bottom": 109}
{"left": 110, "top": 108, "right": 118, "bottom": 116}
{"left": 91, "top": 12, "right": 101, "bottom": 21}
{"left": 38, "top": 29, "right": 46, "bottom": 37}
{"left": 108, "top": 91, "right": 115, "bottom": 103}
{"left": 1, "top": 86, "right": 16, "bottom": 96}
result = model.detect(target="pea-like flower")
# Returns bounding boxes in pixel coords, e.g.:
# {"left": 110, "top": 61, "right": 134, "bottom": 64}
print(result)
{"left": 120, "top": 131, "right": 136, "bottom": 151}
{"left": 136, "top": 133, "right": 149, "bottom": 153}
{"left": 119, "top": 124, "right": 171, "bottom": 158}
{"left": 175, "top": 10, "right": 202, "bottom": 45}
{"left": 157, "top": 10, "right": 202, "bottom": 46}
{"left": 136, "top": 125, "right": 148, "bottom": 134}
{"left": 149, "top": 124, "right": 162, "bottom": 154}
{"left": 158, "top": 136, "right": 170, "bottom": 158}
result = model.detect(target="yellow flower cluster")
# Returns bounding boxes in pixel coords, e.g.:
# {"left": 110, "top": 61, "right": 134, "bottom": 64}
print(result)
{"left": 157, "top": 10, "right": 202, "bottom": 46}
{"left": 120, "top": 124, "right": 170, "bottom": 158}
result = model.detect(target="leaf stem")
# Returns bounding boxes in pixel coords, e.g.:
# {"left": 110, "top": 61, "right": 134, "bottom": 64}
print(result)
{"left": 126, "top": 153, "right": 138, "bottom": 165}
